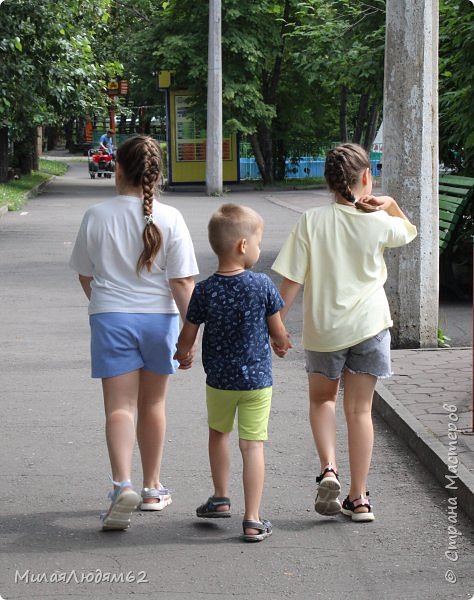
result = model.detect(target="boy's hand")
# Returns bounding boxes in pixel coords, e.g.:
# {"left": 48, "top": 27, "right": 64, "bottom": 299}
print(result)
{"left": 173, "top": 343, "right": 196, "bottom": 370}
{"left": 271, "top": 333, "right": 292, "bottom": 358}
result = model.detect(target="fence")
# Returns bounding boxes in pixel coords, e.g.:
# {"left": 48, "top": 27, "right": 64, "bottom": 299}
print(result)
{"left": 240, "top": 156, "right": 382, "bottom": 180}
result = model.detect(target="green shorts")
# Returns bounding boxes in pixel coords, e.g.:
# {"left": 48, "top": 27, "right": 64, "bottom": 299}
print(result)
{"left": 206, "top": 385, "right": 272, "bottom": 441}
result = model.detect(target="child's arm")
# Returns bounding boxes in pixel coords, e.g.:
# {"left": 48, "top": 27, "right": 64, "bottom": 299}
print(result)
{"left": 169, "top": 276, "right": 195, "bottom": 321}
{"left": 358, "top": 195, "right": 411, "bottom": 221}
{"left": 78, "top": 274, "right": 93, "bottom": 300}
{"left": 267, "top": 312, "right": 291, "bottom": 358}
{"left": 169, "top": 276, "right": 198, "bottom": 369}
{"left": 174, "top": 320, "right": 200, "bottom": 369}
{"left": 279, "top": 277, "right": 303, "bottom": 321}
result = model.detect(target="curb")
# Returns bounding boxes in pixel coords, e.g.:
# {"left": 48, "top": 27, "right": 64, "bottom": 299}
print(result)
{"left": 373, "top": 380, "right": 474, "bottom": 522}
{"left": 25, "top": 177, "right": 55, "bottom": 200}
{"left": 0, "top": 177, "right": 55, "bottom": 217}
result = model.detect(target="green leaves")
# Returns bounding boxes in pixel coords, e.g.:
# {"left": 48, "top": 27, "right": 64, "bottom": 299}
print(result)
{"left": 439, "top": 0, "right": 474, "bottom": 174}
{"left": 0, "top": 0, "right": 114, "bottom": 138}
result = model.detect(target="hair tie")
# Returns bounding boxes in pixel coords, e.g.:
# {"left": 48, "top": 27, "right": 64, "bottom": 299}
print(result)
{"left": 144, "top": 215, "right": 154, "bottom": 226}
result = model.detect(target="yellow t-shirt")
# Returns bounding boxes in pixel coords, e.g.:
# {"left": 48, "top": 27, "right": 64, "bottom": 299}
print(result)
{"left": 272, "top": 203, "right": 417, "bottom": 352}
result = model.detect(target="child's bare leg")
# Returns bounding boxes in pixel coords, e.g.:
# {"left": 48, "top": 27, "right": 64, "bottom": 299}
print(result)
{"left": 239, "top": 439, "right": 265, "bottom": 534}
{"left": 208, "top": 428, "right": 231, "bottom": 510}
{"left": 343, "top": 370, "right": 376, "bottom": 512}
{"left": 308, "top": 373, "right": 340, "bottom": 474}
{"left": 102, "top": 371, "right": 139, "bottom": 484}
{"left": 136, "top": 371, "right": 169, "bottom": 493}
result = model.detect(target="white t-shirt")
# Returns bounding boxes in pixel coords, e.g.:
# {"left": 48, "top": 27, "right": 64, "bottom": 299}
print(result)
{"left": 272, "top": 203, "right": 417, "bottom": 352}
{"left": 69, "top": 195, "right": 199, "bottom": 315}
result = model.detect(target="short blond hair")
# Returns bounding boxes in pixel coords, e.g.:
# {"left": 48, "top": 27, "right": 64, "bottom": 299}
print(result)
{"left": 208, "top": 204, "right": 264, "bottom": 256}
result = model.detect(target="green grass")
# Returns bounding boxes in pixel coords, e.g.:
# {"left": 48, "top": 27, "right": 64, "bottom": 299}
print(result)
{"left": 0, "top": 158, "right": 68, "bottom": 211}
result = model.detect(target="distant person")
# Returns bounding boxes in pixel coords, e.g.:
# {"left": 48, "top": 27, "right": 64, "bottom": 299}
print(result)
{"left": 272, "top": 143, "right": 417, "bottom": 522}
{"left": 174, "top": 204, "right": 291, "bottom": 542}
{"left": 69, "top": 135, "right": 198, "bottom": 530}
{"left": 99, "top": 129, "right": 114, "bottom": 155}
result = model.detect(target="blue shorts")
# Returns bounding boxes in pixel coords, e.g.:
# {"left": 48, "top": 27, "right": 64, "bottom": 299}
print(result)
{"left": 305, "top": 329, "right": 392, "bottom": 380}
{"left": 90, "top": 312, "right": 179, "bottom": 379}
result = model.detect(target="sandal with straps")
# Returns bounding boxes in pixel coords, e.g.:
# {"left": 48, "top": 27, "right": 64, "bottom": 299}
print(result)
{"left": 196, "top": 496, "right": 231, "bottom": 518}
{"left": 242, "top": 518, "right": 272, "bottom": 542}
{"left": 140, "top": 486, "right": 172, "bottom": 511}
{"left": 314, "top": 463, "right": 341, "bottom": 516}
{"left": 341, "top": 493, "right": 375, "bottom": 522}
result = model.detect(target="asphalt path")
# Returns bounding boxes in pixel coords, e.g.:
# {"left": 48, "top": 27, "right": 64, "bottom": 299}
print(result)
{"left": 0, "top": 163, "right": 473, "bottom": 600}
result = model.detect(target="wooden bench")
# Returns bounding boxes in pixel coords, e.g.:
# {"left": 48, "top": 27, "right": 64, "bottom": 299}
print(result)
{"left": 439, "top": 174, "right": 474, "bottom": 254}
{"left": 438, "top": 174, "right": 474, "bottom": 297}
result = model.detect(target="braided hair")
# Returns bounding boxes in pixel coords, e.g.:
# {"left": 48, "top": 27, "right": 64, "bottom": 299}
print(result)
{"left": 116, "top": 135, "right": 163, "bottom": 274}
{"left": 324, "top": 143, "right": 372, "bottom": 212}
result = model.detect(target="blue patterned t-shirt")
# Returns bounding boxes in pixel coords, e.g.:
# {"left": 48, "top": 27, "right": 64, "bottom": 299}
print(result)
{"left": 186, "top": 271, "right": 284, "bottom": 390}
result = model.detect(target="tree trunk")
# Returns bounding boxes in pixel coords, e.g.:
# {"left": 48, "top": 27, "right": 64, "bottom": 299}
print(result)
{"left": 0, "top": 127, "right": 9, "bottom": 183}
{"left": 65, "top": 119, "right": 74, "bottom": 151}
{"left": 259, "top": 124, "right": 273, "bottom": 184}
{"left": 45, "top": 126, "right": 55, "bottom": 151}
{"left": 339, "top": 85, "right": 349, "bottom": 142}
{"left": 274, "top": 138, "right": 286, "bottom": 181}
{"left": 32, "top": 127, "right": 40, "bottom": 170}
{"left": 15, "top": 129, "right": 35, "bottom": 175}
{"left": 363, "top": 103, "right": 380, "bottom": 153}
{"left": 249, "top": 133, "right": 267, "bottom": 182}
{"left": 353, "top": 93, "right": 369, "bottom": 144}
{"left": 256, "top": 0, "right": 290, "bottom": 185}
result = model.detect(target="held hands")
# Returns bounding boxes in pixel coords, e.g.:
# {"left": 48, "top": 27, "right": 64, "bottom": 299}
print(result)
{"left": 173, "top": 342, "right": 197, "bottom": 370}
{"left": 271, "top": 331, "right": 292, "bottom": 358}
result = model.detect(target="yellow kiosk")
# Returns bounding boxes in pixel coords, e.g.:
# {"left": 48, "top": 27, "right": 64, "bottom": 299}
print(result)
{"left": 159, "top": 71, "right": 239, "bottom": 185}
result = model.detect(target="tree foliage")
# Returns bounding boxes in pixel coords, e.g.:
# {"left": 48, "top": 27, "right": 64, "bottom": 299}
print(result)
{"left": 439, "top": 0, "right": 474, "bottom": 175}
{"left": 0, "top": 0, "right": 116, "bottom": 178}
{"left": 1, "top": 0, "right": 472, "bottom": 182}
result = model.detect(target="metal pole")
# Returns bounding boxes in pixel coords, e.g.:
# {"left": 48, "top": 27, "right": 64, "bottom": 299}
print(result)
{"left": 206, "top": 0, "right": 223, "bottom": 195}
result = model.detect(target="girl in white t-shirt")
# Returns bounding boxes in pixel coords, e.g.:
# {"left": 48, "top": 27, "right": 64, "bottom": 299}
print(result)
{"left": 70, "top": 135, "right": 198, "bottom": 530}
{"left": 272, "top": 143, "right": 417, "bottom": 522}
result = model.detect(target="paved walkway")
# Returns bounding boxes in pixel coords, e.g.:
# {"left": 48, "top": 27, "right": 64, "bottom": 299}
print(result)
{"left": 266, "top": 189, "right": 474, "bottom": 521}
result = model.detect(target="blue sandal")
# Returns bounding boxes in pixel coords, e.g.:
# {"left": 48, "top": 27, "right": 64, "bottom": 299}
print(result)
{"left": 242, "top": 519, "right": 272, "bottom": 542}
{"left": 196, "top": 496, "right": 231, "bottom": 518}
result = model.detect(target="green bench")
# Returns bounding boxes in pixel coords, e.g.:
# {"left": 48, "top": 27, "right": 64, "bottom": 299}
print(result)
{"left": 438, "top": 174, "right": 474, "bottom": 297}
{"left": 439, "top": 174, "right": 474, "bottom": 254}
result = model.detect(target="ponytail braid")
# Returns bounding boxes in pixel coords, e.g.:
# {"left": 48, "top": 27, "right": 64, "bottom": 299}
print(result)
{"left": 137, "top": 140, "right": 163, "bottom": 273}
{"left": 116, "top": 135, "right": 164, "bottom": 275}
{"left": 324, "top": 143, "right": 373, "bottom": 212}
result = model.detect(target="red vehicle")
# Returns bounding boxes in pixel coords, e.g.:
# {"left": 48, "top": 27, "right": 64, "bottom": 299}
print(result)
{"left": 88, "top": 149, "right": 115, "bottom": 179}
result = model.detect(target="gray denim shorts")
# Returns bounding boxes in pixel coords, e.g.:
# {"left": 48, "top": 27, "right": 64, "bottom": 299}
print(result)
{"left": 305, "top": 329, "right": 392, "bottom": 380}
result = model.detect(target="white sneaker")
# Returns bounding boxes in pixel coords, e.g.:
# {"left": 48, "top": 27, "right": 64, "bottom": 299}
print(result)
{"left": 101, "top": 481, "right": 141, "bottom": 530}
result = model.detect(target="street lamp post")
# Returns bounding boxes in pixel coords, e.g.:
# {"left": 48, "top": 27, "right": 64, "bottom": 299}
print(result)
{"left": 206, "top": 0, "right": 223, "bottom": 195}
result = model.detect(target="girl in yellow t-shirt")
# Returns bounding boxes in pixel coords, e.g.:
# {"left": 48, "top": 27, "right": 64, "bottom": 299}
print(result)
{"left": 272, "top": 143, "right": 417, "bottom": 522}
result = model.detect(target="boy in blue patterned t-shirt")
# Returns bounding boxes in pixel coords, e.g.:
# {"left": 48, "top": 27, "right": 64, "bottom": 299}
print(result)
{"left": 175, "top": 204, "right": 291, "bottom": 542}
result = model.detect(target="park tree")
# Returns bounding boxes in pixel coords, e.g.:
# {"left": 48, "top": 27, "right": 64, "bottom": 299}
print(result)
{"left": 148, "top": 0, "right": 290, "bottom": 183}
{"left": 147, "top": 0, "right": 387, "bottom": 183}
{"left": 288, "top": 0, "right": 385, "bottom": 152}
{"left": 99, "top": 0, "right": 165, "bottom": 134}
{"left": 439, "top": 0, "right": 474, "bottom": 175}
{"left": 0, "top": 0, "right": 114, "bottom": 181}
